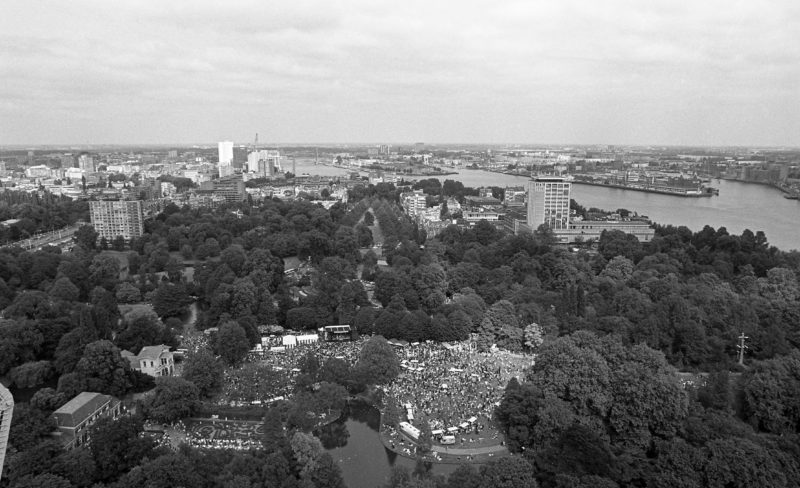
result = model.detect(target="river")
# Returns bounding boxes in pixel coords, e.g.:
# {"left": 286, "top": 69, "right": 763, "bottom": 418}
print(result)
{"left": 292, "top": 161, "right": 799, "bottom": 251}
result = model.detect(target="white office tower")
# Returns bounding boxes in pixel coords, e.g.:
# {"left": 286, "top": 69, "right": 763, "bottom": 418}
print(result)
{"left": 0, "top": 383, "right": 13, "bottom": 482}
{"left": 247, "top": 150, "right": 282, "bottom": 178}
{"left": 218, "top": 141, "right": 234, "bottom": 165}
{"left": 218, "top": 141, "right": 234, "bottom": 177}
{"left": 527, "top": 175, "right": 572, "bottom": 231}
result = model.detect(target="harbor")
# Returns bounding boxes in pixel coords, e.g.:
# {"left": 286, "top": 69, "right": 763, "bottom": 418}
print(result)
{"left": 572, "top": 178, "right": 718, "bottom": 197}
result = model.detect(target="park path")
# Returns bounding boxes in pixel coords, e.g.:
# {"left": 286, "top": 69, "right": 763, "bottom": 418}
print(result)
{"left": 366, "top": 206, "right": 384, "bottom": 249}
{"left": 431, "top": 444, "right": 509, "bottom": 456}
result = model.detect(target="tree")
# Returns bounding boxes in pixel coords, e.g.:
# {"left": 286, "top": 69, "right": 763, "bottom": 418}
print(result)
{"left": 74, "top": 339, "right": 132, "bottom": 397}
{"left": 704, "top": 437, "right": 789, "bottom": 488}
{"left": 354, "top": 335, "right": 401, "bottom": 385}
{"left": 116, "top": 282, "right": 142, "bottom": 303}
{"left": 152, "top": 282, "right": 193, "bottom": 318}
{"left": 182, "top": 348, "right": 224, "bottom": 397}
{"left": 319, "top": 357, "right": 352, "bottom": 387}
{"left": 30, "top": 388, "right": 68, "bottom": 412}
{"left": 8, "top": 404, "right": 55, "bottom": 451}
{"left": 142, "top": 376, "right": 200, "bottom": 423}
{"left": 48, "top": 277, "right": 80, "bottom": 302}
{"left": 11, "top": 474, "right": 72, "bottom": 488}
{"left": 417, "top": 420, "right": 433, "bottom": 454}
{"left": 73, "top": 225, "right": 98, "bottom": 250}
{"left": 112, "top": 235, "right": 126, "bottom": 251}
{"left": 214, "top": 321, "right": 251, "bottom": 366}
{"left": 598, "top": 229, "right": 641, "bottom": 261}
{"left": 49, "top": 447, "right": 97, "bottom": 488}
{"left": 90, "top": 415, "right": 157, "bottom": 482}
{"left": 740, "top": 350, "right": 800, "bottom": 434}
{"left": 290, "top": 431, "right": 325, "bottom": 478}
{"left": 477, "top": 300, "right": 522, "bottom": 352}
{"left": 524, "top": 322, "right": 545, "bottom": 351}
{"left": 54, "top": 326, "right": 98, "bottom": 374}
{"left": 230, "top": 277, "right": 257, "bottom": 318}
{"left": 536, "top": 424, "right": 616, "bottom": 480}
{"left": 113, "top": 452, "right": 205, "bottom": 488}
{"left": 478, "top": 457, "right": 538, "bottom": 488}
{"left": 9, "top": 360, "right": 54, "bottom": 388}
{"left": 314, "top": 381, "right": 348, "bottom": 415}
{"left": 88, "top": 254, "right": 121, "bottom": 290}
{"left": 116, "top": 309, "right": 176, "bottom": 353}
{"left": 4, "top": 291, "right": 58, "bottom": 320}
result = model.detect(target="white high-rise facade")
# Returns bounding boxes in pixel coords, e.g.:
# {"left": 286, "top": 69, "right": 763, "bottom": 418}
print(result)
{"left": 0, "top": 383, "right": 13, "bottom": 482}
{"left": 527, "top": 175, "right": 572, "bottom": 231}
{"left": 218, "top": 141, "right": 234, "bottom": 165}
{"left": 218, "top": 141, "right": 234, "bottom": 178}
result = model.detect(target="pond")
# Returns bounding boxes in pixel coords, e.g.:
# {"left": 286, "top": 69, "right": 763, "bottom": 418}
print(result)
{"left": 319, "top": 401, "right": 458, "bottom": 488}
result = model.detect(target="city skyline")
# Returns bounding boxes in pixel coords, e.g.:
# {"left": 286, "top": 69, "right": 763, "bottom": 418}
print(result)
{"left": 2, "top": 0, "right": 799, "bottom": 147}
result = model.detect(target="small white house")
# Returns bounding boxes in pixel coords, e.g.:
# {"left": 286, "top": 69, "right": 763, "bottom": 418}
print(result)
{"left": 122, "top": 344, "right": 174, "bottom": 377}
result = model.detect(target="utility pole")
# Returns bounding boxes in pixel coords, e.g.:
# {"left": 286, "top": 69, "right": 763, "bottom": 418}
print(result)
{"left": 737, "top": 332, "right": 748, "bottom": 366}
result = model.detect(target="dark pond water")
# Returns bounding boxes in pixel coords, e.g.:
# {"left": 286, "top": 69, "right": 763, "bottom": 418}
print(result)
{"left": 319, "top": 401, "right": 458, "bottom": 488}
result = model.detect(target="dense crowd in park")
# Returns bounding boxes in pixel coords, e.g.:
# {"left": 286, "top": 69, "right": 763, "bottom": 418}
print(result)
{"left": 220, "top": 338, "right": 369, "bottom": 404}
{"left": 384, "top": 343, "right": 531, "bottom": 434}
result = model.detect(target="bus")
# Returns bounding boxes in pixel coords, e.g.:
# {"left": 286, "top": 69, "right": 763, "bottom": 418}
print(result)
{"left": 399, "top": 421, "right": 420, "bottom": 441}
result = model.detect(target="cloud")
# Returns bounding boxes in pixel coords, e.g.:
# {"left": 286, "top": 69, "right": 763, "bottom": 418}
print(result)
{"left": 0, "top": 0, "right": 798, "bottom": 145}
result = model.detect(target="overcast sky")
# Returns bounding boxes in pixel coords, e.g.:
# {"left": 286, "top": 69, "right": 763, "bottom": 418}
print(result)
{"left": 2, "top": 0, "right": 798, "bottom": 146}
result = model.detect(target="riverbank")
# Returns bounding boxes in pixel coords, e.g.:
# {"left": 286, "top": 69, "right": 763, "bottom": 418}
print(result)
{"left": 378, "top": 424, "right": 509, "bottom": 465}
{"left": 573, "top": 179, "right": 715, "bottom": 197}
{"left": 719, "top": 176, "right": 800, "bottom": 199}
{"left": 319, "top": 162, "right": 458, "bottom": 178}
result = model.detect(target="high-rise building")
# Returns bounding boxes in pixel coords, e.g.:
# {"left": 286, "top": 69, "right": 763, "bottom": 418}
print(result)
{"left": 526, "top": 175, "right": 572, "bottom": 231}
{"left": 232, "top": 146, "right": 248, "bottom": 170}
{"left": 60, "top": 154, "right": 74, "bottom": 168}
{"left": 0, "top": 383, "right": 13, "bottom": 482}
{"left": 247, "top": 150, "right": 281, "bottom": 178}
{"left": 218, "top": 141, "right": 234, "bottom": 165}
{"left": 89, "top": 200, "right": 145, "bottom": 241}
{"left": 218, "top": 141, "right": 234, "bottom": 177}
{"left": 78, "top": 153, "right": 95, "bottom": 173}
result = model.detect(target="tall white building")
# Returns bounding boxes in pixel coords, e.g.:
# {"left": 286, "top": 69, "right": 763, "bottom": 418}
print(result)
{"left": 218, "top": 141, "right": 234, "bottom": 177}
{"left": 0, "top": 383, "right": 13, "bottom": 482}
{"left": 218, "top": 141, "right": 234, "bottom": 165}
{"left": 89, "top": 200, "right": 145, "bottom": 241}
{"left": 527, "top": 175, "right": 572, "bottom": 231}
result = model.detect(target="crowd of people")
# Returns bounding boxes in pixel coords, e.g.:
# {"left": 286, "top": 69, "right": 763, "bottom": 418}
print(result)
{"left": 183, "top": 436, "right": 261, "bottom": 450}
{"left": 219, "top": 336, "right": 368, "bottom": 405}
{"left": 210, "top": 332, "right": 531, "bottom": 448}
{"left": 383, "top": 342, "right": 533, "bottom": 437}
{"left": 150, "top": 419, "right": 264, "bottom": 451}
